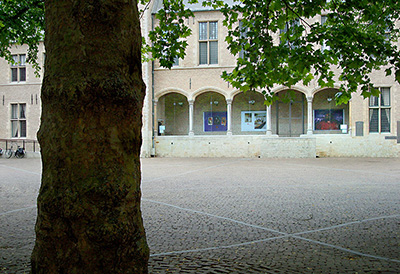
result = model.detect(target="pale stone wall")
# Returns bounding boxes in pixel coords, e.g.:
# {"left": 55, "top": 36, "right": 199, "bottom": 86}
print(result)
{"left": 155, "top": 136, "right": 316, "bottom": 158}
{"left": 140, "top": 3, "right": 153, "bottom": 157}
{"left": 149, "top": 7, "right": 400, "bottom": 158}
{"left": 0, "top": 6, "right": 399, "bottom": 158}
{"left": 316, "top": 135, "right": 400, "bottom": 157}
{"left": 0, "top": 44, "right": 44, "bottom": 143}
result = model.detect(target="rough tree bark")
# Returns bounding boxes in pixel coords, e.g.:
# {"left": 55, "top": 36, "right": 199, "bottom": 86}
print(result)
{"left": 31, "top": 0, "right": 149, "bottom": 273}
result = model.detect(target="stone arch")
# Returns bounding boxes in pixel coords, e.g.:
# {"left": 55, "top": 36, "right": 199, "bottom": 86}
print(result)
{"left": 193, "top": 90, "right": 228, "bottom": 135}
{"left": 271, "top": 85, "right": 310, "bottom": 97}
{"left": 192, "top": 86, "right": 228, "bottom": 101}
{"left": 311, "top": 87, "right": 349, "bottom": 134}
{"left": 270, "top": 87, "right": 307, "bottom": 137}
{"left": 156, "top": 91, "right": 190, "bottom": 136}
{"left": 311, "top": 84, "right": 341, "bottom": 97}
{"left": 155, "top": 87, "right": 189, "bottom": 102}
{"left": 230, "top": 89, "right": 265, "bottom": 100}
{"left": 231, "top": 90, "right": 268, "bottom": 135}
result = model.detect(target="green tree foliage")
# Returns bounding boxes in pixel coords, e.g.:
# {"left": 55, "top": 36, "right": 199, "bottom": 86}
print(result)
{"left": 148, "top": 0, "right": 400, "bottom": 104}
{"left": 0, "top": 0, "right": 44, "bottom": 73}
{"left": 2, "top": 0, "right": 399, "bottom": 103}
{"left": 143, "top": 0, "right": 195, "bottom": 68}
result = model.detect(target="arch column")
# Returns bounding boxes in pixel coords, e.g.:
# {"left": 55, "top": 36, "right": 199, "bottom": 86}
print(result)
{"left": 306, "top": 96, "right": 313, "bottom": 135}
{"left": 226, "top": 98, "right": 232, "bottom": 135}
{"left": 154, "top": 98, "right": 158, "bottom": 137}
{"left": 188, "top": 99, "right": 194, "bottom": 136}
{"left": 348, "top": 100, "right": 352, "bottom": 135}
{"left": 266, "top": 104, "right": 273, "bottom": 136}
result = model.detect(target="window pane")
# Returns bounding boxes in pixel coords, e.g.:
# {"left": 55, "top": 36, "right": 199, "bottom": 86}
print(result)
{"left": 11, "top": 120, "right": 18, "bottom": 137}
{"left": 369, "top": 109, "right": 378, "bottom": 132}
{"left": 199, "top": 22, "right": 207, "bottom": 40}
{"left": 20, "top": 120, "right": 27, "bottom": 137}
{"left": 11, "top": 55, "right": 18, "bottom": 66}
{"left": 11, "top": 68, "right": 18, "bottom": 82}
{"left": 239, "top": 49, "right": 245, "bottom": 59}
{"left": 19, "top": 54, "right": 26, "bottom": 65}
{"left": 380, "top": 87, "right": 390, "bottom": 106}
{"left": 209, "top": 21, "right": 218, "bottom": 40}
{"left": 381, "top": 108, "right": 390, "bottom": 132}
{"left": 369, "top": 95, "right": 379, "bottom": 107}
{"left": 239, "top": 21, "right": 248, "bottom": 59}
{"left": 20, "top": 104, "right": 26, "bottom": 119}
{"left": 321, "top": 15, "right": 327, "bottom": 25}
{"left": 172, "top": 56, "right": 179, "bottom": 67}
{"left": 199, "top": 42, "right": 208, "bottom": 64}
{"left": 19, "top": 67, "right": 26, "bottom": 81}
{"left": 209, "top": 41, "right": 218, "bottom": 64}
{"left": 11, "top": 104, "right": 18, "bottom": 119}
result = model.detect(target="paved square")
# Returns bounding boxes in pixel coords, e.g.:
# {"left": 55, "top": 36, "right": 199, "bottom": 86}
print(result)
{"left": 1, "top": 157, "right": 399, "bottom": 273}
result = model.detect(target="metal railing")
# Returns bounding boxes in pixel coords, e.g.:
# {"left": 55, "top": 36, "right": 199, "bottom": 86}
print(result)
{"left": 0, "top": 139, "right": 40, "bottom": 153}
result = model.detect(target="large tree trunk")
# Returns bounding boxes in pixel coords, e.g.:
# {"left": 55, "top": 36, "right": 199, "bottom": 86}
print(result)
{"left": 31, "top": 0, "right": 149, "bottom": 273}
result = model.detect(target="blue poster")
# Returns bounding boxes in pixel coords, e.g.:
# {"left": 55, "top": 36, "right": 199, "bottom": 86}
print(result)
{"left": 204, "top": 112, "right": 227, "bottom": 132}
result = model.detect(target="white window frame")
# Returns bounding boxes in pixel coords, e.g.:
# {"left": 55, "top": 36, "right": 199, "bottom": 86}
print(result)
{"left": 369, "top": 87, "right": 391, "bottom": 133}
{"left": 239, "top": 20, "right": 248, "bottom": 60}
{"left": 280, "top": 19, "right": 300, "bottom": 49}
{"left": 321, "top": 15, "right": 331, "bottom": 51}
{"left": 11, "top": 54, "right": 27, "bottom": 83}
{"left": 11, "top": 103, "right": 27, "bottom": 138}
{"left": 199, "top": 21, "right": 218, "bottom": 65}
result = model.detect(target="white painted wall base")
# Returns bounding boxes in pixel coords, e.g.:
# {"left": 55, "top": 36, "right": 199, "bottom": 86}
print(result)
{"left": 154, "top": 134, "right": 400, "bottom": 158}
{"left": 155, "top": 135, "right": 316, "bottom": 158}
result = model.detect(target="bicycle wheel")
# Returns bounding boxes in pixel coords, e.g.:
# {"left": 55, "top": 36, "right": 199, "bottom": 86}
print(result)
{"left": 6, "top": 149, "right": 13, "bottom": 158}
{"left": 16, "top": 151, "right": 25, "bottom": 158}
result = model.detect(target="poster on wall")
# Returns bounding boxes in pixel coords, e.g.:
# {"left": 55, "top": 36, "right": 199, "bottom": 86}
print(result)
{"left": 314, "top": 109, "right": 344, "bottom": 130}
{"left": 241, "top": 111, "right": 267, "bottom": 131}
{"left": 204, "top": 112, "right": 227, "bottom": 132}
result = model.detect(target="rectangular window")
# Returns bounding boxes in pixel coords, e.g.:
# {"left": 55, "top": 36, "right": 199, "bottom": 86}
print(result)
{"left": 239, "top": 21, "right": 248, "bottom": 59}
{"left": 369, "top": 87, "right": 390, "bottom": 133}
{"left": 10, "top": 103, "right": 27, "bottom": 137}
{"left": 199, "top": 21, "right": 218, "bottom": 65}
{"left": 11, "top": 54, "right": 26, "bottom": 82}
{"left": 321, "top": 15, "right": 330, "bottom": 51}
{"left": 280, "top": 19, "right": 300, "bottom": 48}
{"left": 172, "top": 56, "right": 179, "bottom": 67}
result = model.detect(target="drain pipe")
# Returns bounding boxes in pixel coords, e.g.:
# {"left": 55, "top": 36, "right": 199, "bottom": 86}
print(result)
{"left": 151, "top": 13, "right": 156, "bottom": 157}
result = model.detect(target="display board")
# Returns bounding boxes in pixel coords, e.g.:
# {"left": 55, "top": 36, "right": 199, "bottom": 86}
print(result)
{"left": 314, "top": 109, "right": 344, "bottom": 130}
{"left": 203, "top": 111, "right": 227, "bottom": 132}
{"left": 241, "top": 111, "right": 267, "bottom": 131}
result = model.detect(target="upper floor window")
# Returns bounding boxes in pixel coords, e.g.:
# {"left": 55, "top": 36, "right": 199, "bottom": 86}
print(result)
{"left": 11, "top": 54, "right": 26, "bottom": 82}
{"left": 199, "top": 21, "right": 218, "bottom": 65}
{"left": 369, "top": 87, "right": 390, "bottom": 133}
{"left": 321, "top": 15, "right": 330, "bottom": 51}
{"left": 172, "top": 56, "right": 179, "bottom": 67}
{"left": 280, "top": 19, "right": 300, "bottom": 49}
{"left": 11, "top": 103, "right": 27, "bottom": 138}
{"left": 239, "top": 20, "right": 248, "bottom": 60}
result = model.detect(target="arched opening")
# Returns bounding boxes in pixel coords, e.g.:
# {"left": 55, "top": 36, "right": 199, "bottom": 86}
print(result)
{"left": 194, "top": 91, "right": 227, "bottom": 135}
{"left": 273, "top": 90, "right": 306, "bottom": 137}
{"left": 156, "top": 92, "right": 189, "bottom": 135}
{"left": 313, "top": 89, "right": 349, "bottom": 134}
{"left": 232, "top": 91, "right": 266, "bottom": 135}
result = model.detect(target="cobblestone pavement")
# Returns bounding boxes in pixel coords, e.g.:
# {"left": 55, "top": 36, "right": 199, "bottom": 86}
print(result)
{"left": 1, "top": 157, "right": 400, "bottom": 273}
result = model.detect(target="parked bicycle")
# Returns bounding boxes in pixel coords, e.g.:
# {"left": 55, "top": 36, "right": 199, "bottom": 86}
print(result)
{"left": 5, "top": 145, "right": 25, "bottom": 159}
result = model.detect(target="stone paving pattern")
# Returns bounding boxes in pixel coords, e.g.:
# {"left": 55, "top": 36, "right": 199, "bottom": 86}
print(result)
{"left": 1, "top": 157, "right": 399, "bottom": 273}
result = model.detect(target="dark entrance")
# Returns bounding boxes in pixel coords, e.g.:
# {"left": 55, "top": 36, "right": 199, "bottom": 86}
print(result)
{"left": 276, "top": 91, "right": 305, "bottom": 137}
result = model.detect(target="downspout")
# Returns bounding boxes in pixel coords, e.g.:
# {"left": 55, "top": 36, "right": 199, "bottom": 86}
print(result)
{"left": 151, "top": 13, "right": 156, "bottom": 157}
